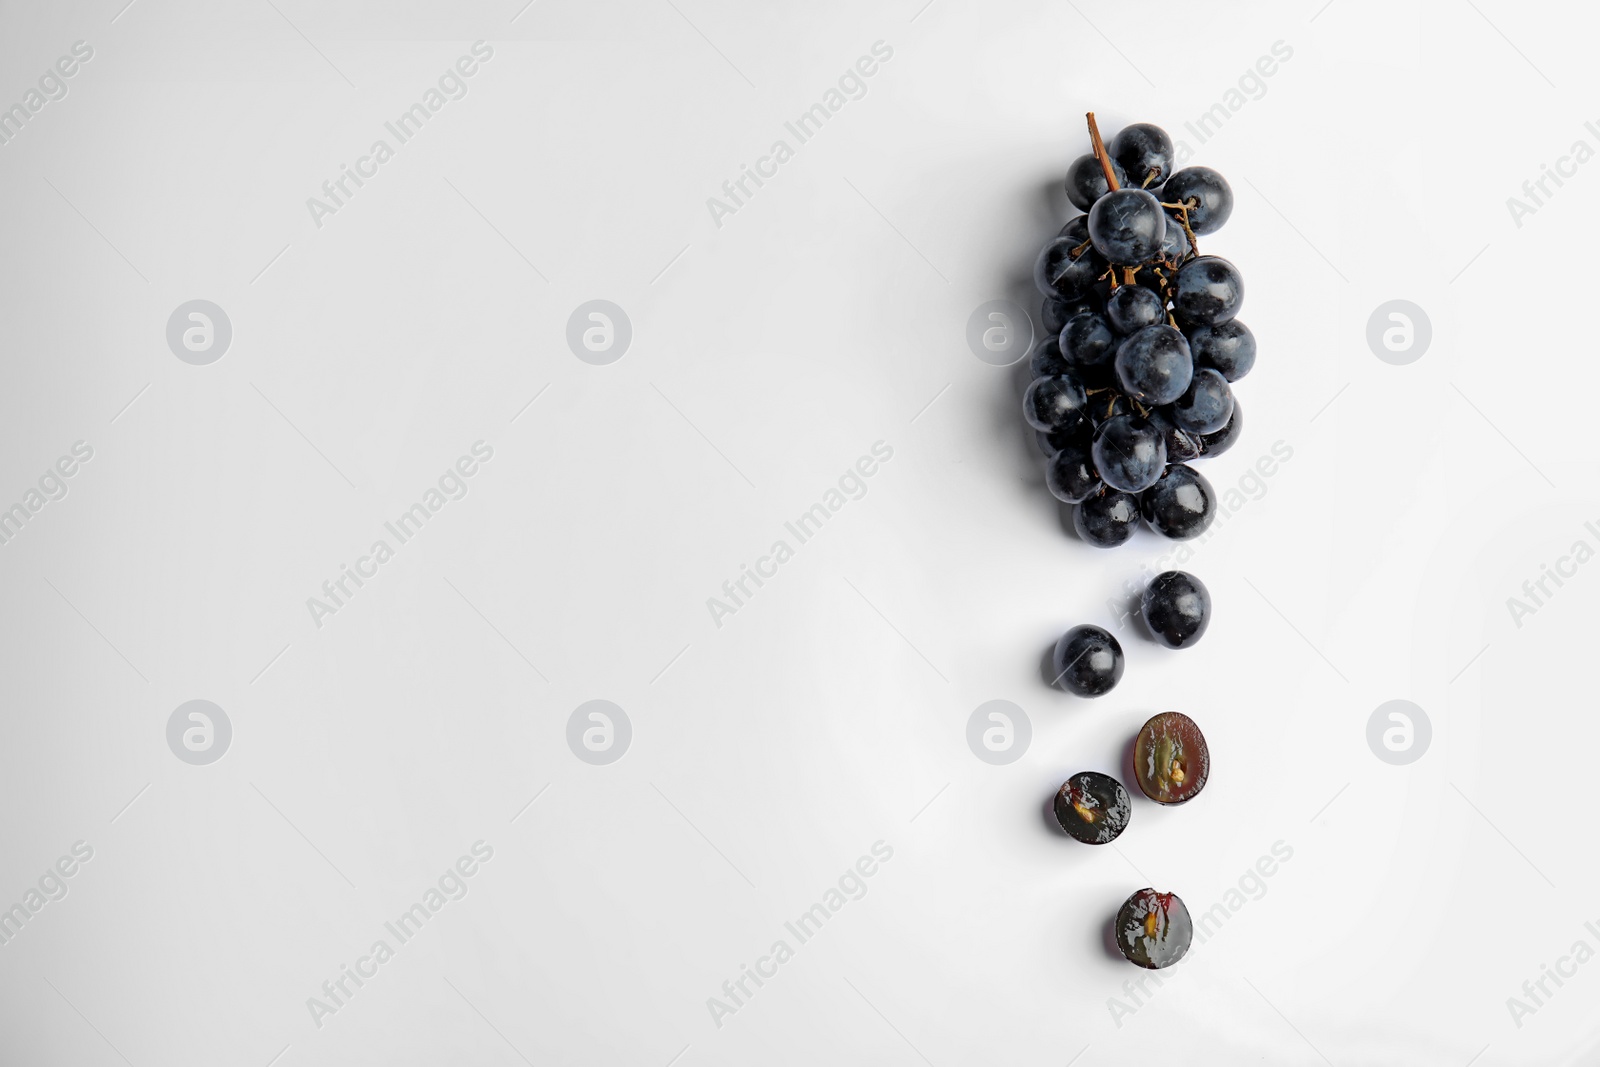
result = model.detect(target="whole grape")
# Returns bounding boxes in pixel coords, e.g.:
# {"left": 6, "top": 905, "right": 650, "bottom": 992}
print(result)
{"left": 1196, "top": 401, "right": 1242, "bottom": 457}
{"left": 1171, "top": 367, "right": 1234, "bottom": 435}
{"left": 1140, "top": 463, "right": 1216, "bottom": 539}
{"left": 1110, "top": 123, "right": 1175, "bottom": 189}
{"left": 1145, "top": 405, "right": 1202, "bottom": 462}
{"left": 1115, "top": 324, "right": 1193, "bottom": 406}
{"left": 1187, "top": 319, "right": 1255, "bottom": 381}
{"left": 1161, "top": 166, "right": 1233, "bottom": 234}
{"left": 1045, "top": 440, "right": 1102, "bottom": 504}
{"left": 1059, "top": 215, "right": 1090, "bottom": 243}
{"left": 1022, "top": 374, "right": 1090, "bottom": 434}
{"left": 1052, "top": 624, "right": 1124, "bottom": 697}
{"left": 1066, "top": 153, "right": 1127, "bottom": 212}
{"left": 1092, "top": 414, "right": 1166, "bottom": 493}
{"left": 1073, "top": 488, "right": 1141, "bottom": 548}
{"left": 1089, "top": 189, "right": 1167, "bottom": 265}
{"left": 1140, "top": 571, "right": 1211, "bottom": 650}
{"left": 1029, "top": 336, "right": 1069, "bottom": 379}
{"left": 1105, "top": 285, "right": 1166, "bottom": 335}
{"left": 1059, "top": 311, "right": 1119, "bottom": 374}
{"left": 1172, "top": 256, "right": 1243, "bottom": 326}
{"left": 1037, "top": 421, "right": 1091, "bottom": 457}
{"left": 1035, "top": 235, "right": 1108, "bottom": 302}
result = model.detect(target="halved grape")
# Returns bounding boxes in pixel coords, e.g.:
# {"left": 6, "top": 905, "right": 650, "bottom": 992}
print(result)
{"left": 1134, "top": 711, "right": 1210, "bottom": 803}
{"left": 1116, "top": 888, "right": 1192, "bottom": 969}
{"left": 1054, "top": 771, "right": 1131, "bottom": 844}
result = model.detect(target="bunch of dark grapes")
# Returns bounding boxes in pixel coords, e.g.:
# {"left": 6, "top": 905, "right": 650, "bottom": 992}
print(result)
{"left": 1025, "top": 113, "right": 1253, "bottom": 549}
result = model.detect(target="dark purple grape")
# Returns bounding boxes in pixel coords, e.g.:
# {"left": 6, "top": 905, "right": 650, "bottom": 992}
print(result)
{"left": 1110, "top": 123, "right": 1175, "bottom": 189}
{"left": 1172, "top": 256, "right": 1243, "bottom": 326}
{"left": 1066, "top": 153, "right": 1127, "bottom": 212}
{"left": 1161, "top": 166, "right": 1233, "bottom": 234}
{"left": 1029, "top": 336, "right": 1070, "bottom": 379}
{"left": 1159, "top": 218, "right": 1192, "bottom": 261}
{"left": 1105, "top": 285, "right": 1166, "bottom": 335}
{"left": 1115, "top": 324, "right": 1193, "bottom": 406}
{"left": 1073, "top": 488, "right": 1140, "bottom": 548}
{"left": 1059, "top": 215, "right": 1090, "bottom": 243}
{"left": 1196, "top": 401, "right": 1241, "bottom": 457}
{"left": 1092, "top": 414, "right": 1166, "bottom": 493}
{"left": 1116, "top": 889, "right": 1192, "bottom": 969}
{"left": 1035, "top": 236, "right": 1108, "bottom": 302}
{"left": 1054, "top": 771, "right": 1131, "bottom": 844}
{"left": 1045, "top": 441, "right": 1101, "bottom": 504}
{"left": 1059, "top": 311, "right": 1118, "bottom": 373}
{"left": 1171, "top": 367, "right": 1234, "bottom": 435}
{"left": 1022, "top": 374, "right": 1089, "bottom": 433}
{"left": 1052, "top": 624, "right": 1124, "bottom": 696}
{"left": 1140, "top": 573, "right": 1210, "bottom": 651}
{"left": 1087, "top": 389, "right": 1133, "bottom": 426}
{"left": 1043, "top": 294, "right": 1098, "bottom": 336}
{"left": 1145, "top": 406, "right": 1201, "bottom": 462}
{"left": 1037, "top": 420, "right": 1091, "bottom": 457}
{"left": 1187, "top": 319, "right": 1255, "bottom": 382}
{"left": 1134, "top": 712, "right": 1210, "bottom": 802}
{"left": 1140, "top": 463, "right": 1216, "bottom": 539}
{"left": 1088, "top": 188, "right": 1167, "bottom": 266}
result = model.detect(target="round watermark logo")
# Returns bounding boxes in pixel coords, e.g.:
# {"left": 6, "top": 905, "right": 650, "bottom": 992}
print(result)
{"left": 1366, "top": 700, "right": 1431, "bottom": 765}
{"left": 1366, "top": 300, "right": 1430, "bottom": 365}
{"left": 166, "top": 300, "right": 233, "bottom": 365}
{"left": 567, "top": 699, "right": 632, "bottom": 765}
{"left": 966, "top": 299, "right": 1034, "bottom": 367}
{"left": 966, "top": 700, "right": 1032, "bottom": 765}
{"left": 566, "top": 300, "right": 632, "bottom": 365}
{"left": 167, "top": 700, "right": 232, "bottom": 765}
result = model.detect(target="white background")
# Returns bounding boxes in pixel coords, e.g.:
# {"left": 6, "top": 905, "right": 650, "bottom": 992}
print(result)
{"left": 0, "top": 0, "right": 1596, "bottom": 1064}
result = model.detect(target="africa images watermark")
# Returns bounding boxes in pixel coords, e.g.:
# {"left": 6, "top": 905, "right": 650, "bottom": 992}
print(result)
{"left": 1504, "top": 916, "right": 1600, "bottom": 1029}
{"left": 705, "top": 840, "right": 894, "bottom": 1030}
{"left": 1106, "top": 839, "right": 1294, "bottom": 1028}
{"left": 306, "top": 441, "right": 494, "bottom": 629}
{"left": 705, "top": 441, "right": 894, "bottom": 629}
{"left": 0, "top": 841, "right": 95, "bottom": 948}
{"left": 0, "top": 440, "right": 94, "bottom": 548}
{"left": 1505, "top": 119, "right": 1600, "bottom": 229}
{"left": 705, "top": 41, "right": 895, "bottom": 228}
{"left": 1503, "top": 516, "right": 1600, "bottom": 629}
{"left": 1105, "top": 439, "right": 1294, "bottom": 629}
{"left": 305, "top": 840, "right": 495, "bottom": 1029}
{"left": 306, "top": 42, "right": 495, "bottom": 229}
{"left": 1169, "top": 40, "right": 1294, "bottom": 165}
{"left": 0, "top": 40, "right": 94, "bottom": 149}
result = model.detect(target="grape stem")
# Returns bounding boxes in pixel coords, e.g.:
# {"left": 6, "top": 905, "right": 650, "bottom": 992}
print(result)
{"left": 1160, "top": 199, "right": 1201, "bottom": 256}
{"left": 1086, "top": 112, "right": 1119, "bottom": 191}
